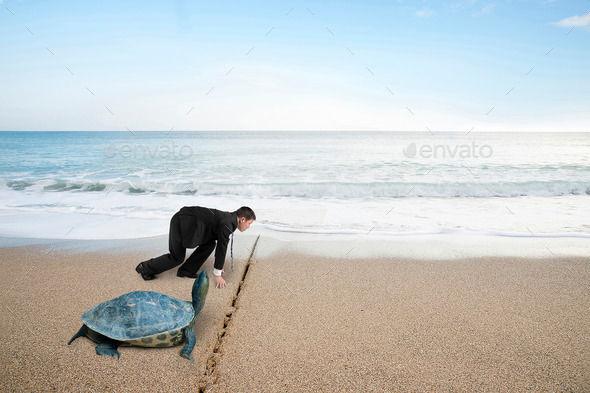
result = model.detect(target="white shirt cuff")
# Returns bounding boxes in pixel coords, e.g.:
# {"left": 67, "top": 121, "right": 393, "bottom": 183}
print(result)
{"left": 213, "top": 268, "right": 222, "bottom": 276}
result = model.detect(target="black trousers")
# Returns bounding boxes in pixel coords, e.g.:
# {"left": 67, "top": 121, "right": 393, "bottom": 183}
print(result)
{"left": 142, "top": 213, "right": 216, "bottom": 275}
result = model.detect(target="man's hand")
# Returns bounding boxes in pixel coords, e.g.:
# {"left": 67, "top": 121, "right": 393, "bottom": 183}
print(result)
{"left": 215, "top": 271, "right": 226, "bottom": 289}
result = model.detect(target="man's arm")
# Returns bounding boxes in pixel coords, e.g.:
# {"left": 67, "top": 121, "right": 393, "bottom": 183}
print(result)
{"left": 213, "top": 222, "right": 233, "bottom": 274}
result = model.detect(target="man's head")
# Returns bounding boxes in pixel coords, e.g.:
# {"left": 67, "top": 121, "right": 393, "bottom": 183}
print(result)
{"left": 236, "top": 206, "right": 256, "bottom": 232}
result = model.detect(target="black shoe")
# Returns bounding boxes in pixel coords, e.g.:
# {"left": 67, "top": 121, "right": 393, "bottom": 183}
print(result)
{"left": 177, "top": 270, "right": 198, "bottom": 278}
{"left": 136, "top": 262, "right": 156, "bottom": 281}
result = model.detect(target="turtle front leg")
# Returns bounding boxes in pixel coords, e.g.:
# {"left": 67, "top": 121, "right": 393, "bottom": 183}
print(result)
{"left": 95, "top": 337, "right": 122, "bottom": 359}
{"left": 180, "top": 327, "right": 195, "bottom": 362}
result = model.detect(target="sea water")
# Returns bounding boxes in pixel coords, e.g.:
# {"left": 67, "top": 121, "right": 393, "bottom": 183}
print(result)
{"left": 0, "top": 131, "right": 589, "bottom": 240}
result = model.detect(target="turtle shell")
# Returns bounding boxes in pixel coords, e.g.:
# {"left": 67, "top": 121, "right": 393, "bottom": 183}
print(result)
{"left": 82, "top": 291, "right": 194, "bottom": 341}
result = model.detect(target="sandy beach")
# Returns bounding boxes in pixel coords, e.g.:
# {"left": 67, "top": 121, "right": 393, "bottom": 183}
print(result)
{"left": 0, "top": 235, "right": 588, "bottom": 392}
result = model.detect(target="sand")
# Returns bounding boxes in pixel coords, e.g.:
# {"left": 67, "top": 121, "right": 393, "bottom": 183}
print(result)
{"left": 0, "top": 236, "right": 588, "bottom": 392}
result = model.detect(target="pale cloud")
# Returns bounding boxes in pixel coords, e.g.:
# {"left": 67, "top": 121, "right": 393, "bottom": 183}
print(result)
{"left": 553, "top": 12, "right": 590, "bottom": 27}
{"left": 475, "top": 3, "right": 496, "bottom": 16}
{"left": 445, "top": 0, "right": 478, "bottom": 12}
{"left": 415, "top": 7, "right": 435, "bottom": 18}
{"left": 445, "top": 0, "right": 494, "bottom": 17}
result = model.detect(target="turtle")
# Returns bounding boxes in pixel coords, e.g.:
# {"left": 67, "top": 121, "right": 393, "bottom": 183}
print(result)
{"left": 68, "top": 270, "right": 209, "bottom": 361}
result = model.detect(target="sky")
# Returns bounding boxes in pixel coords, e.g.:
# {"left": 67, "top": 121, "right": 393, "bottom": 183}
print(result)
{"left": 0, "top": 0, "right": 589, "bottom": 131}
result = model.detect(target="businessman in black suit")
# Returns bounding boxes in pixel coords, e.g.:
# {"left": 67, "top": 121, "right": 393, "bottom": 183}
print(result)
{"left": 136, "top": 206, "right": 255, "bottom": 288}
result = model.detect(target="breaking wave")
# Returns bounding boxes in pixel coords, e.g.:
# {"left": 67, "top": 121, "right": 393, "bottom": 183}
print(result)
{"left": 3, "top": 179, "right": 589, "bottom": 198}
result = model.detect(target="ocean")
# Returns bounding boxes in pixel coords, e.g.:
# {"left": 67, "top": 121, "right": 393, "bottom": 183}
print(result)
{"left": 1, "top": 131, "right": 589, "bottom": 239}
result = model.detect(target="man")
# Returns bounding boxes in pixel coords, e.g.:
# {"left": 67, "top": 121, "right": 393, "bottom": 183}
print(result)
{"left": 136, "top": 206, "right": 255, "bottom": 288}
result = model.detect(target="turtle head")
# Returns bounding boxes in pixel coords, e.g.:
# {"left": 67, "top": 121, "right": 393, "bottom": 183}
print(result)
{"left": 191, "top": 270, "right": 209, "bottom": 317}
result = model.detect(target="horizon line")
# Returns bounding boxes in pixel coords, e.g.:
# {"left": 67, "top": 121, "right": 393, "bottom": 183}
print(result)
{"left": 1, "top": 130, "right": 589, "bottom": 133}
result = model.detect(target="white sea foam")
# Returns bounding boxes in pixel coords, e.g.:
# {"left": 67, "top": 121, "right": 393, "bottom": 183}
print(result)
{"left": 0, "top": 186, "right": 588, "bottom": 240}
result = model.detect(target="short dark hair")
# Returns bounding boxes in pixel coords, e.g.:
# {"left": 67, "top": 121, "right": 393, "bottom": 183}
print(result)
{"left": 236, "top": 206, "right": 256, "bottom": 221}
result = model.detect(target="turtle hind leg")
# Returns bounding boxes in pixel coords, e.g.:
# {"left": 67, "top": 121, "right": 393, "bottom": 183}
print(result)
{"left": 180, "top": 327, "right": 195, "bottom": 362}
{"left": 95, "top": 336, "right": 122, "bottom": 359}
{"left": 68, "top": 325, "right": 88, "bottom": 345}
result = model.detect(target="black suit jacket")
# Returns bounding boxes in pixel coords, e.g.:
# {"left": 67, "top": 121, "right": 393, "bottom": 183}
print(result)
{"left": 176, "top": 206, "right": 237, "bottom": 270}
